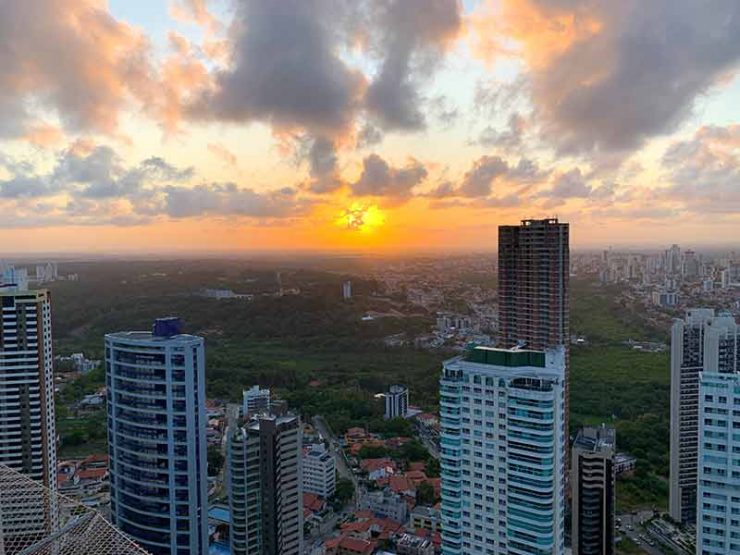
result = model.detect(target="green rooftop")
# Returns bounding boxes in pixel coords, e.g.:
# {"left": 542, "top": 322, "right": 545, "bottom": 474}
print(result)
{"left": 464, "top": 347, "right": 546, "bottom": 368}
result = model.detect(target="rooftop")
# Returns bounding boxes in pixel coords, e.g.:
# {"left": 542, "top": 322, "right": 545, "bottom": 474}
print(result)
{"left": 574, "top": 426, "right": 615, "bottom": 452}
{"left": 463, "top": 346, "right": 546, "bottom": 368}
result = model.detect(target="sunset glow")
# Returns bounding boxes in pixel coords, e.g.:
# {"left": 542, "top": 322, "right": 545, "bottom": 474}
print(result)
{"left": 0, "top": 0, "right": 738, "bottom": 254}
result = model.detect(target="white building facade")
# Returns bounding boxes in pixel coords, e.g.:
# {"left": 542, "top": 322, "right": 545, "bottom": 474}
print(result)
{"left": 439, "top": 346, "right": 566, "bottom": 555}
{"left": 302, "top": 443, "right": 336, "bottom": 498}
{"left": 106, "top": 318, "right": 209, "bottom": 555}
{"left": 0, "top": 274, "right": 57, "bottom": 540}
{"left": 697, "top": 372, "right": 740, "bottom": 555}
{"left": 242, "top": 385, "right": 270, "bottom": 417}
{"left": 385, "top": 384, "right": 409, "bottom": 420}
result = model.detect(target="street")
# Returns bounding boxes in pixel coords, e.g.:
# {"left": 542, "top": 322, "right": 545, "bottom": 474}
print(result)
{"left": 312, "top": 415, "right": 359, "bottom": 492}
{"left": 617, "top": 511, "right": 663, "bottom": 555}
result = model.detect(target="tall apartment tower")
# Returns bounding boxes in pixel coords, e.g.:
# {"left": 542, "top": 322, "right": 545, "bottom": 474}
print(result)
{"left": 0, "top": 269, "right": 57, "bottom": 542}
{"left": 697, "top": 371, "right": 740, "bottom": 555}
{"left": 227, "top": 402, "right": 303, "bottom": 555}
{"left": 571, "top": 426, "right": 615, "bottom": 555}
{"left": 385, "top": 384, "right": 409, "bottom": 420}
{"left": 669, "top": 309, "right": 739, "bottom": 524}
{"left": 498, "top": 219, "right": 570, "bottom": 431}
{"left": 106, "top": 318, "right": 209, "bottom": 555}
{"left": 439, "top": 346, "right": 566, "bottom": 555}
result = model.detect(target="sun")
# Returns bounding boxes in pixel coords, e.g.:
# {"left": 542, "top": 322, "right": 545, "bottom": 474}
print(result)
{"left": 336, "top": 203, "right": 385, "bottom": 233}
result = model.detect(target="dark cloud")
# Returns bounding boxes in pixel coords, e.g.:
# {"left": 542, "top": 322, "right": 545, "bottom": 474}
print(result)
{"left": 0, "top": 177, "right": 53, "bottom": 199}
{"left": 197, "top": 0, "right": 364, "bottom": 136}
{"left": 352, "top": 154, "right": 428, "bottom": 197}
{"left": 52, "top": 146, "right": 193, "bottom": 199}
{"left": 458, "top": 156, "right": 509, "bottom": 197}
{"left": 523, "top": 0, "right": 740, "bottom": 152}
{"left": 164, "top": 183, "right": 307, "bottom": 218}
{"left": 544, "top": 168, "right": 592, "bottom": 199}
{"left": 479, "top": 113, "right": 527, "bottom": 149}
{"left": 307, "top": 137, "right": 343, "bottom": 193}
{"left": 357, "top": 124, "right": 384, "bottom": 148}
{"left": 365, "top": 0, "right": 461, "bottom": 131}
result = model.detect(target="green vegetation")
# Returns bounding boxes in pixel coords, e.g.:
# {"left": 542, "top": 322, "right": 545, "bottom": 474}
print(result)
{"left": 570, "top": 279, "right": 670, "bottom": 511}
{"left": 416, "top": 481, "right": 436, "bottom": 505}
{"left": 48, "top": 262, "right": 673, "bottom": 513}
{"left": 333, "top": 478, "right": 355, "bottom": 507}
{"left": 616, "top": 536, "right": 644, "bottom": 554}
{"left": 56, "top": 414, "right": 107, "bottom": 458}
{"left": 207, "top": 446, "right": 225, "bottom": 477}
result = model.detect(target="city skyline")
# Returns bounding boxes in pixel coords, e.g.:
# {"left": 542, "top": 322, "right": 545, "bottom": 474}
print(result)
{"left": 1, "top": 0, "right": 739, "bottom": 253}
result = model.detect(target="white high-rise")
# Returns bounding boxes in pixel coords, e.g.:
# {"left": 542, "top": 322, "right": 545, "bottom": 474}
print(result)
{"left": 670, "top": 309, "right": 739, "bottom": 524}
{"left": 242, "top": 385, "right": 270, "bottom": 417}
{"left": 697, "top": 372, "right": 740, "bottom": 555}
{"left": 439, "top": 346, "right": 566, "bottom": 555}
{"left": 0, "top": 267, "right": 57, "bottom": 540}
{"left": 0, "top": 273, "right": 56, "bottom": 487}
{"left": 106, "top": 318, "right": 209, "bottom": 555}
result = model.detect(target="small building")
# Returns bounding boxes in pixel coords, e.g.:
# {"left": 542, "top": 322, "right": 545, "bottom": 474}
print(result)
{"left": 384, "top": 384, "right": 409, "bottom": 420}
{"left": 358, "top": 489, "right": 408, "bottom": 522}
{"left": 303, "top": 443, "right": 336, "bottom": 499}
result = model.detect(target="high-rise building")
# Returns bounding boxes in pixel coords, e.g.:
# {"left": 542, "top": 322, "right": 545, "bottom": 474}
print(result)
{"left": 697, "top": 372, "right": 740, "bottom": 555}
{"left": 242, "top": 385, "right": 271, "bottom": 417}
{"left": 0, "top": 269, "right": 57, "bottom": 542}
{"left": 498, "top": 218, "right": 570, "bottom": 440}
{"left": 571, "top": 426, "right": 615, "bottom": 555}
{"left": 227, "top": 402, "right": 303, "bottom": 555}
{"left": 106, "top": 318, "right": 209, "bottom": 555}
{"left": 385, "top": 384, "right": 409, "bottom": 420}
{"left": 302, "top": 443, "right": 336, "bottom": 498}
{"left": 342, "top": 281, "right": 352, "bottom": 300}
{"left": 0, "top": 269, "right": 56, "bottom": 486}
{"left": 439, "top": 346, "right": 566, "bottom": 555}
{"left": 669, "top": 309, "right": 739, "bottom": 524}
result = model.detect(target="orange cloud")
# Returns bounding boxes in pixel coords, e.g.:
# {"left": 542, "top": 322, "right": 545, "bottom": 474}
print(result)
{"left": 468, "top": 0, "right": 602, "bottom": 67}
{"left": 23, "top": 124, "right": 65, "bottom": 148}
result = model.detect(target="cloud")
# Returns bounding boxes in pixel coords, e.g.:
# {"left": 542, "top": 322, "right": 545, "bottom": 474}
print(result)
{"left": 163, "top": 183, "right": 308, "bottom": 218}
{"left": 661, "top": 124, "right": 740, "bottom": 214}
{"left": 365, "top": 0, "right": 461, "bottom": 131}
{"left": 352, "top": 154, "right": 428, "bottom": 197}
{"left": 458, "top": 156, "right": 509, "bottom": 197}
{"left": 545, "top": 168, "right": 592, "bottom": 198}
{"left": 208, "top": 143, "right": 238, "bottom": 166}
{"left": 479, "top": 112, "right": 527, "bottom": 149}
{"left": 307, "top": 137, "right": 343, "bottom": 193}
{"left": 196, "top": 0, "right": 364, "bottom": 136}
{"left": 473, "top": 0, "right": 740, "bottom": 153}
{"left": 357, "top": 124, "right": 384, "bottom": 148}
{"left": 0, "top": 0, "right": 157, "bottom": 138}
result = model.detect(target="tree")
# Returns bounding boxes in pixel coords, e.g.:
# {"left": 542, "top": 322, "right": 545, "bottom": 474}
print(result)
{"left": 207, "top": 446, "right": 225, "bottom": 476}
{"left": 333, "top": 477, "right": 355, "bottom": 506}
{"left": 425, "top": 457, "right": 440, "bottom": 478}
{"left": 416, "top": 481, "right": 435, "bottom": 506}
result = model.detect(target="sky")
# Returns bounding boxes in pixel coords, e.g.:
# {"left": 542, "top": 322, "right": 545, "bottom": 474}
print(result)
{"left": 0, "top": 0, "right": 739, "bottom": 254}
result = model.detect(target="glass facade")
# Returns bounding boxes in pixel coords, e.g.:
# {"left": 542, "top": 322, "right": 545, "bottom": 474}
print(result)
{"left": 440, "top": 347, "right": 566, "bottom": 555}
{"left": 106, "top": 330, "right": 208, "bottom": 555}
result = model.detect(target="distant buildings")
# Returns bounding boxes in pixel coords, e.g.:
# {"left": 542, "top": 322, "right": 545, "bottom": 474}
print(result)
{"left": 242, "top": 385, "right": 271, "bottom": 417}
{"left": 227, "top": 402, "right": 303, "bottom": 555}
{"left": 302, "top": 443, "right": 336, "bottom": 499}
{"left": 342, "top": 281, "right": 352, "bottom": 300}
{"left": 106, "top": 318, "right": 209, "bottom": 555}
{"left": 384, "top": 384, "right": 409, "bottom": 420}
{"left": 439, "top": 346, "right": 566, "bottom": 555}
{"left": 571, "top": 426, "right": 615, "bottom": 555}
{"left": 0, "top": 268, "right": 57, "bottom": 539}
{"left": 697, "top": 372, "right": 740, "bottom": 555}
{"left": 669, "top": 309, "right": 739, "bottom": 524}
